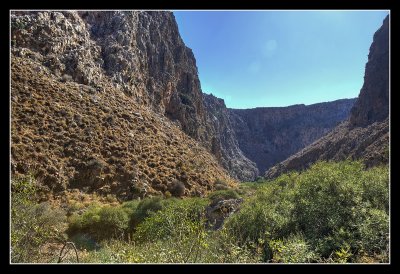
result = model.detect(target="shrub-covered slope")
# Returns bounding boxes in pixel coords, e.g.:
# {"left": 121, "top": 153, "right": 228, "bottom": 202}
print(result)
{"left": 11, "top": 56, "right": 235, "bottom": 199}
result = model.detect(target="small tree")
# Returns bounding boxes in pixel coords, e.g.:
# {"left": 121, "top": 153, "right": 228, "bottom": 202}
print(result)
{"left": 169, "top": 180, "right": 186, "bottom": 197}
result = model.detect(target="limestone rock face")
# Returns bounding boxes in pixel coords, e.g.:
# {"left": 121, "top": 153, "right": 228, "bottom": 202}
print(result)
{"left": 79, "top": 11, "right": 207, "bottom": 140}
{"left": 229, "top": 99, "right": 356, "bottom": 174}
{"left": 350, "top": 16, "right": 389, "bottom": 127}
{"left": 11, "top": 11, "right": 105, "bottom": 89}
{"left": 11, "top": 11, "right": 206, "bottom": 140}
{"left": 203, "top": 94, "right": 259, "bottom": 181}
{"left": 265, "top": 15, "right": 389, "bottom": 179}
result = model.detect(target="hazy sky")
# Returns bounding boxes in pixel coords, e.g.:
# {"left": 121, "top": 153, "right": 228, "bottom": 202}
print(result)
{"left": 173, "top": 10, "right": 389, "bottom": 109}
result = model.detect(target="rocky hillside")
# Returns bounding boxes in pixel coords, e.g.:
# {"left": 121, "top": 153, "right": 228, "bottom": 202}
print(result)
{"left": 11, "top": 11, "right": 241, "bottom": 199}
{"left": 10, "top": 10, "right": 257, "bottom": 182}
{"left": 265, "top": 15, "right": 389, "bottom": 179}
{"left": 11, "top": 55, "right": 237, "bottom": 199}
{"left": 229, "top": 98, "right": 356, "bottom": 173}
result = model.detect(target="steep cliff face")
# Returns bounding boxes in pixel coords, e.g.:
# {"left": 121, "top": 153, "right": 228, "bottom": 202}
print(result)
{"left": 229, "top": 98, "right": 356, "bottom": 173}
{"left": 265, "top": 16, "right": 389, "bottom": 179}
{"left": 79, "top": 11, "right": 207, "bottom": 140}
{"left": 350, "top": 16, "right": 389, "bottom": 127}
{"left": 203, "top": 94, "right": 259, "bottom": 181}
{"left": 11, "top": 11, "right": 206, "bottom": 140}
{"left": 11, "top": 11, "right": 238, "bottom": 198}
{"left": 11, "top": 10, "right": 258, "bottom": 182}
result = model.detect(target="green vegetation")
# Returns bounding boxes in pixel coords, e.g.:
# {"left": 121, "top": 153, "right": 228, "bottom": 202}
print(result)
{"left": 11, "top": 161, "right": 389, "bottom": 263}
{"left": 268, "top": 233, "right": 317, "bottom": 263}
{"left": 214, "top": 179, "right": 230, "bottom": 190}
{"left": 11, "top": 20, "right": 27, "bottom": 30}
{"left": 207, "top": 189, "right": 240, "bottom": 202}
{"left": 225, "top": 161, "right": 389, "bottom": 263}
{"left": 11, "top": 175, "right": 66, "bottom": 263}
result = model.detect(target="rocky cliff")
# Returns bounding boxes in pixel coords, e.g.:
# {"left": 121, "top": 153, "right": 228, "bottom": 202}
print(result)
{"left": 11, "top": 11, "right": 242, "bottom": 199}
{"left": 11, "top": 11, "right": 204, "bottom": 135}
{"left": 265, "top": 15, "right": 389, "bottom": 179}
{"left": 229, "top": 98, "right": 356, "bottom": 174}
{"left": 203, "top": 94, "right": 259, "bottom": 180}
{"left": 11, "top": 10, "right": 258, "bottom": 182}
{"left": 349, "top": 16, "right": 389, "bottom": 127}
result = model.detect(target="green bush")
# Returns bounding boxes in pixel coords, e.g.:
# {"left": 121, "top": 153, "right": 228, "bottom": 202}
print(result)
{"left": 293, "top": 162, "right": 362, "bottom": 234}
{"left": 225, "top": 161, "right": 389, "bottom": 262}
{"left": 69, "top": 233, "right": 99, "bottom": 251}
{"left": 80, "top": 197, "right": 260, "bottom": 263}
{"left": 64, "top": 160, "right": 389, "bottom": 263}
{"left": 11, "top": 175, "right": 66, "bottom": 263}
{"left": 67, "top": 205, "right": 101, "bottom": 237}
{"left": 133, "top": 198, "right": 209, "bottom": 262}
{"left": 199, "top": 228, "right": 262, "bottom": 263}
{"left": 98, "top": 206, "right": 129, "bottom": 239}
{"left": 224, "top": 176, "right": 295, "bottom": 244}
{"left": 360, "top": 165, "right": 389, "bottom": 212}
{"left": 81, "top": 234, "right": 261, "bottom": 263}
{"left": 268, "top": 233, "right": 317, "bottom": 263}
{"left": 292, "top": 161, "right": 389, "bottom": 258}
{"left": 67, "top": 197, "right": 183, "bottom": 242}
{"left": 135, "top": 198, "right": 207, "bottom": 242}
{"left": 129, "top": 196, "right": 166, "bottom": 229}
{"left": 67, "top": 204, "right": 129, "bottom": 241}
{"left": 236, "top": 181, "right": 263, "bottom": 195}
{"left": 332, "top": 243, "right": 353, "bottom": 263}
{"left": 207, "top": 189, "right": 240, "bottom": 202}
{"left": 120, "top": 200, "right": 140, "bottom": 215}
{"left": 356, "top": 208, "right": 389, "bottom": 257}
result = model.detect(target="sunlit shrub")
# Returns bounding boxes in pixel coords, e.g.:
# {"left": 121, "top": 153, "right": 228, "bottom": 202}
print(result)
{"left": 11, "top": 175, "right": 66, "bottom": 262}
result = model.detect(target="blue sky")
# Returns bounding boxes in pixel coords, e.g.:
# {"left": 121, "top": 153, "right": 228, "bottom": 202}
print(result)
{"left": 173, "top": 10, "right": 389, "bottom": 108}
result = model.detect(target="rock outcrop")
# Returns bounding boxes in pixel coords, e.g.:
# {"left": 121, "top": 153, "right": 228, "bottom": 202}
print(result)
{"left": 265, "top": 15, "right": 389, "bottom": 179}
{"left": 10, "top": 10, "right": 258, "bottom": 183}
{"left": 229, "top": 98, "right": 356, "bottom": 173}
{"left": 205, "top": 198, "right": 243, "bottom": 230}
